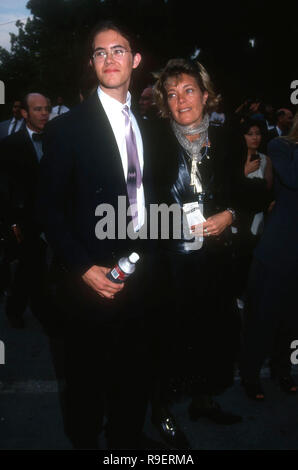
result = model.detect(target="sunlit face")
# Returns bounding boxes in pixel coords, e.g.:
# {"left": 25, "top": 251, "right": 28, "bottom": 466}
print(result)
{"left": 91, "top": 29, "right": 141, "bottom": 94}
{"left": 244, "top": 125, "right": 262, "bottom": 152}
{"left": 165, "top": 73, "right": 208, "bottom": 127}
{"left": 21, "top": 94, "right": 50, "bottom": 132}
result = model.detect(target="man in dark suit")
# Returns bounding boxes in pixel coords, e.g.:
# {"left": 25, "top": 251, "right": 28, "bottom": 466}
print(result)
{"left": 37, "top": 21, "right": 156, "bottom": 449}
{"left": 267, "top": 108, "right": 293, "bottom": 142}
{"left": 0, "top": 100, "right": 24, "bottom": 141}
{"left": 0, "top": 93, "right": 50, "bottom": 328}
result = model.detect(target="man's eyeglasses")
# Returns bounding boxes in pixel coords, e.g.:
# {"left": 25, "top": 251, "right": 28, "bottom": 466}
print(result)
{"left": 92, "top": 47, "right": 132, "bottom": 62}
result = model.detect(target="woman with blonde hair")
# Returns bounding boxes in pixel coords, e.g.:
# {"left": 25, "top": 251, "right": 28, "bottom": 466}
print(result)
{"left": 150, "top": 58, "right": 244, "bottom": 448}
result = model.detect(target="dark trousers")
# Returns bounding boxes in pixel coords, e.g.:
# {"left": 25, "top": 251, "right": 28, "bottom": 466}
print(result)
{"left": 63, "top": 315, "right": 150, "bottom": 448}
{"left": 60, "top": 259, "right": 154, "bottom": 449}
{"left": 240, "top": 257, "right": 298, "bottom": 381}
{"left": 6, "top": 237, "right": 49, "bottom": 323}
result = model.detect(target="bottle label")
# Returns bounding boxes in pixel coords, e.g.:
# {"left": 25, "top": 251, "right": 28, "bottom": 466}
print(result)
{"left": 110, "top": 266, "right": 128, "bottom": 282}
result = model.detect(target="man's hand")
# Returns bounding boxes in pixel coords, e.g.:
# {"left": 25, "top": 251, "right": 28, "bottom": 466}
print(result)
{"left": 201, "top": 210, "right": 233, "bottom": 237}
{"left": 267, "top": 200, "right": 275, "bottom": 213}
{"left": 82, "top": 265, "right": 124, "bottom": 299}
{"left": 244, "top": 154, "right": 260, "bottom": 176}
{"left": 11, "top": 224, "right": 23, "bottom": 244}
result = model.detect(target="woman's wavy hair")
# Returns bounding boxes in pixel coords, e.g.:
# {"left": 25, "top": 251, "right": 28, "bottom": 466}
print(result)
{"left": 240, "top": 118, "right": 265, "bottom": 139}
{"left": 283, "top": 110, "right": 298, "bottom": 143}
{"left": 153, "top": 58, "right": 220, "bottom": 119}
{"left": 239, "top": 118, "right": 266, "bottom": 157}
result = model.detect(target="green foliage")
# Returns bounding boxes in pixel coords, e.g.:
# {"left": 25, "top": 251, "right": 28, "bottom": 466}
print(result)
{"left": 0, "top": 0, "right": 296, "bottom": 110}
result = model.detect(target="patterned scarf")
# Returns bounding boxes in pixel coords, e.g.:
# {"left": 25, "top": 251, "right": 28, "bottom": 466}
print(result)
{"left": 171, "top": 114, "right": 209, "bottom": 193}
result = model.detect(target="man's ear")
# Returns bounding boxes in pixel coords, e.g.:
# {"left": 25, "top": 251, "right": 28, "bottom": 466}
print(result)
{"left": 132, "top": 53, "right": 141, "bottom": 70}
{"left": 21, "top": 109, "right": 28, "bottom": 120}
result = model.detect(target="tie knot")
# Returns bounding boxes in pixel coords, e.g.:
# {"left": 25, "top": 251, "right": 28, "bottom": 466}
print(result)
{"left": 32, "top": 133, "right": 43, "bottom": 142}
{"left": 122, "top": 105, "right": 130, "bottom": 117}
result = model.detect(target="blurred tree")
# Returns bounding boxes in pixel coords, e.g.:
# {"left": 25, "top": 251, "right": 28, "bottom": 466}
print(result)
{"left": 0, "top": 0, "right": 296, "bottom": 116}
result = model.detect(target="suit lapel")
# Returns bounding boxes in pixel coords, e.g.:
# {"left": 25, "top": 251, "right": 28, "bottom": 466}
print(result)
{"left": 81, "top": 91, "right": 128, "bottom": 196}
{"left": 18, "top": 128, "right": 40, "bottom": 167}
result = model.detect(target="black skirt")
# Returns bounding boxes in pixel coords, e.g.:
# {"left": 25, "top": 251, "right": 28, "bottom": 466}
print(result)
{"left": 154, "top": 244, "right": 241, "bottom": 396}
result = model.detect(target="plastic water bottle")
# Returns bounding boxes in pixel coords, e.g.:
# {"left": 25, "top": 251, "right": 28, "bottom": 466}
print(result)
{"left": 106, "top": 252, "right": 140, "bottom": 284}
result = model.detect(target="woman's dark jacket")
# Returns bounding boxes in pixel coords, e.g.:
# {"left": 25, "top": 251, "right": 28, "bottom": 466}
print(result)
{"left": 150, "top": 120, "right": 270, "bottom": 253}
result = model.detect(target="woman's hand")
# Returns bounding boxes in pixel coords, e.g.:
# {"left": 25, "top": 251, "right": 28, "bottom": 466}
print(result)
{"left": 201, "top": 210, "right": 233, "bottom": 237}
{"left": 244, "top": 154, "right": 261, "bottom": 176}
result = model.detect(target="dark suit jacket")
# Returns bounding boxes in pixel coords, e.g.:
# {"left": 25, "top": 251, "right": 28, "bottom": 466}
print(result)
{"left": 37, "top": 91, "right": 154, "bottom": 277}
{"left": 0, "top": 118, "right": 25, "bottom": 141}
{"left": 267, "top": 127, "right": 280, "bottom": 144}
{"left": 0, "top": 127, "right": 40, "bottom": 236}
{"left": 0, "top": 120, "right": 10, "bottom": 141}
{"left": 255, "top": 137, "right": 298, "bottom": 272}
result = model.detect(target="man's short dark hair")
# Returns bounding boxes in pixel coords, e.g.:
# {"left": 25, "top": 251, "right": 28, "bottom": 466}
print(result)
{"left": 87, "top": 19, "right": 140, "bottom": 60}
{"left": 21, "top": 94, "right": 30, "bottom": 112}
{"left": 276, "top": 109, "right": 286, "bottom": 120}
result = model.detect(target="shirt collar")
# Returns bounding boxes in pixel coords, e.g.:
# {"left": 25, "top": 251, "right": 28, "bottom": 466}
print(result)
{"left": 97, "top": 86, "right": 131, "bottom": 113}
{"left": 26, "top": 126, "right": 42, "bottom": 140}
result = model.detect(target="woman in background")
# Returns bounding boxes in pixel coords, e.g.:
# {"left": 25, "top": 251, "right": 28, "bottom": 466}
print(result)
{"left": 241, "top": 112, "right": 298, "bottom": 400}
{"left": 233, "top": 119, "right": 273, "bottom": 303}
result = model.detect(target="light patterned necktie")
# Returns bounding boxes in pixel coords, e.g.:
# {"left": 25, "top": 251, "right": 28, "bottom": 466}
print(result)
{"left": 10, "top": 119, "right": 17, "bottom": 134}
{"left": 122, "top": 105, "right": 142, "bottom": 228}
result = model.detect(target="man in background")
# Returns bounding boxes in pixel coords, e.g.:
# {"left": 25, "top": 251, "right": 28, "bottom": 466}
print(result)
{"left": 51, "top": 96, "right": 69, "bottom": 116}
{"left": 0, "top": 100, "right": 24, "bottom": 141}
{"left": 0, "top": 93, "right": 50, "bottom": 329}
{"left": 267, "top": 108, "right": 293, "bottom": 141}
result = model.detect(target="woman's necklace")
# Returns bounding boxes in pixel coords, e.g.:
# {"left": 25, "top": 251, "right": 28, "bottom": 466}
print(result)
{"left": 189, "top": 136, "right": 209, "bottom": 193}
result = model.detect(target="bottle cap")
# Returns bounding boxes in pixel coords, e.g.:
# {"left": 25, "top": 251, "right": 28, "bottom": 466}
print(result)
{"left": 129, "top": 252, "right": 140, "bottom": 264}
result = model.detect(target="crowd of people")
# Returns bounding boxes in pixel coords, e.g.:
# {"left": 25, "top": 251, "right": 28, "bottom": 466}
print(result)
{"left": 0, "top": 19, "right": 297, "bottom": 450}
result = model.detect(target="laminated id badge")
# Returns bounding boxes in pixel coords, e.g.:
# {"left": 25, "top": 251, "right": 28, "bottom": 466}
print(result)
{"left": 182, "top": 201, "right": 206, "bottom": 236}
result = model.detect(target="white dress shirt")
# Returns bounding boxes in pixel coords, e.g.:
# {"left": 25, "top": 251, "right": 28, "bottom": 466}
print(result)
{"left": 8, "top": 117, "right": 23, "bottom": 135}
{"left": 52, "top": 104, "right": 69, "bottom": 115}
{"left": 276, "top": 126, "right": 282, "bottom": 136}
{"left": 247, "top": 152, "right": 267, "bottom": 235}
{"left": 98, "top": 86, "right": 145, "bottom": 231}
